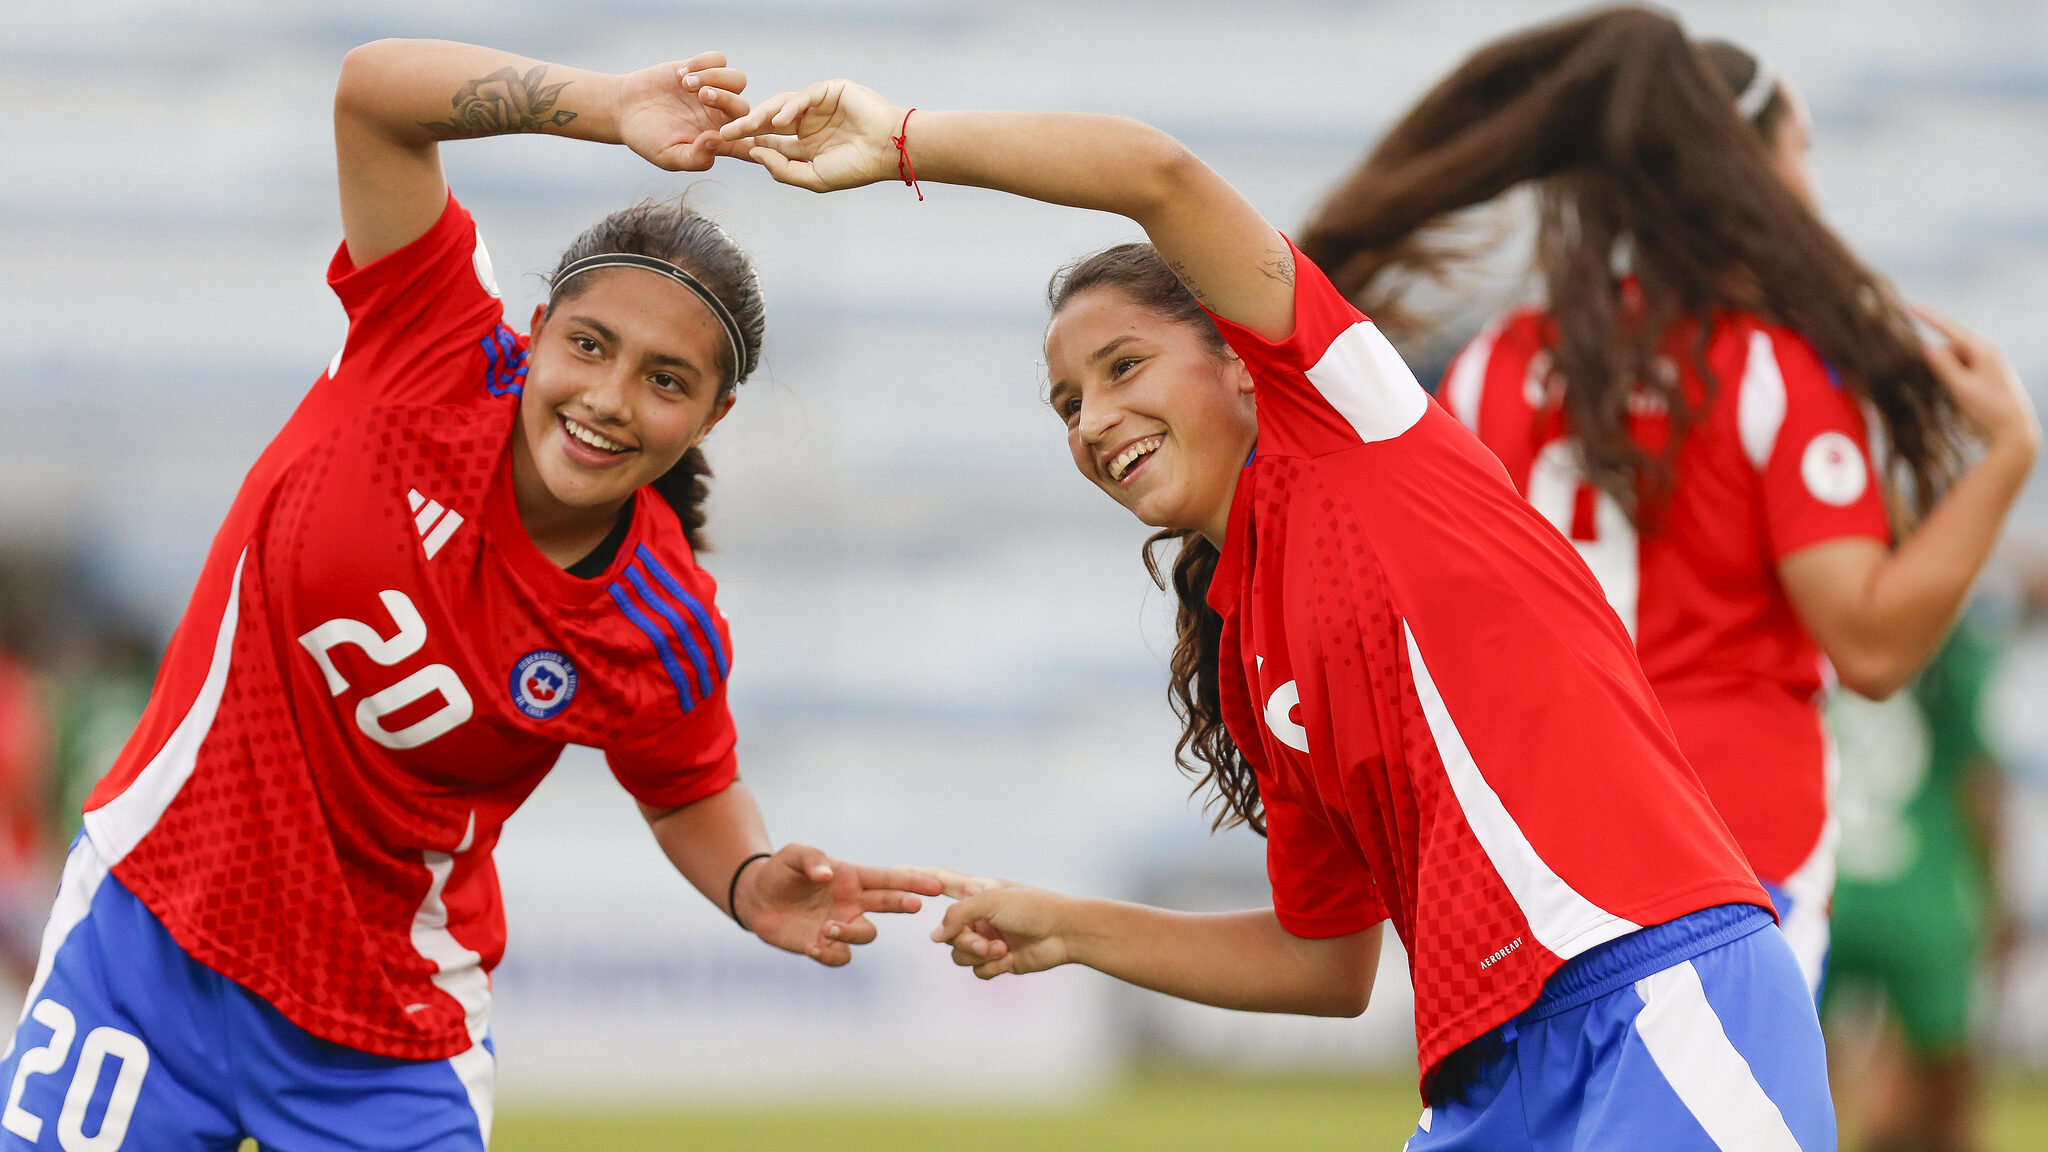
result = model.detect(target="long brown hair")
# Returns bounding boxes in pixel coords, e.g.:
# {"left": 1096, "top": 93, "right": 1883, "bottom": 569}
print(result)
{"left": 1297, "top": 4, "right": 1959, "bottom": 520}
{"left": 546, "top": 197, "right": 766, "bottom": 552}
{"left": 1047, "top": 244, "right": 1264, "bottom": 835}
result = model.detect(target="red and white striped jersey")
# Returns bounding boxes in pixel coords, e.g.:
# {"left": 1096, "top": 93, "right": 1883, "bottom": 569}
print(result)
{"left": 81, "top": 194, "right": 740, "bottom": 1061}
{"left": 1203, "top": 247, "right": 1764, "bottom": 1090}
{"left": 1440, "top": 308, "right": 1890, "bottom": 886}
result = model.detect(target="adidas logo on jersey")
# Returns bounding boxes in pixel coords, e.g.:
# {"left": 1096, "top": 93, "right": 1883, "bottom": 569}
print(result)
{"left": 407, "top": 490, "right": 465, "bottom": 559}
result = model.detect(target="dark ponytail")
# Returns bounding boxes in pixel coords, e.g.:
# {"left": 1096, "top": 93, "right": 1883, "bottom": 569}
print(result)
{"left": 1298, "top": 4, "right": 1961, "bottom": 522}
{"left": 1047, "top": 243, "right": 1263, "bottom": 835}
{"left": 546, "top": 197, "right": 765, "bottom": 552}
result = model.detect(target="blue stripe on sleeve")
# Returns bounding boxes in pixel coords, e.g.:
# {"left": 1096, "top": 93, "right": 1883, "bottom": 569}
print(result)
{"left": 636, "top": 545, "right": 730, "bottom": 677}
{"left": 606, "top": 582, "right": 698, "bottom": 712}
{"left": 623, "top": 562, "right": 715, "bottom": 700}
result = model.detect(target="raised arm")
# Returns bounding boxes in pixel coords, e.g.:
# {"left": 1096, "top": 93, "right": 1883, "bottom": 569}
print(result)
{"left": 1779, "top": 309, "right": 2037, "bottom": 699}
{"left": 721, "top": 82, "right": 1297, "bottom": 340}
{"left": 334, "top": 39, "right": 748, "bottom": 266}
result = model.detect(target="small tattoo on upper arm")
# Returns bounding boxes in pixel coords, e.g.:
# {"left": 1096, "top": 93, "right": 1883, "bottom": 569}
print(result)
{"left": 419, "top": 65, "right": 578, "bottom": 139}
{"left": 1259, "top": 247, "right": 1296, "bottom": 288}
{"left": 1166, "top": 258, "right": 1212, "bottom": 305}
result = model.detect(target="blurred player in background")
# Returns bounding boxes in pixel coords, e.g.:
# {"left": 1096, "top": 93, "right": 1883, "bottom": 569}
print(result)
{"left": 0, "top": 39, "right": 936, "bottom": 1150}
{"left": 49, "top": 621, "right": 158, "bottom": 850}
{"left": 0, "top": 614, "right": 52, "bottom": 992}
{"left": 1296, "top": 5, "right": 2039, "bottom": 994}
{"left": 1826, "top": 613, "right": 2012, "bottom": 1152}
{"left": 724, "top": 73, "right": 1833, "bottom": 1149}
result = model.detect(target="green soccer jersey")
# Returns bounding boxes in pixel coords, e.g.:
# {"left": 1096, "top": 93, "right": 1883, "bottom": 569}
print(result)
{"left": 1831, "top": 621, "right": 1998, "bottom": 899}
{"left": 1825, "top": 619, "right": 2001, "bottom": 1051}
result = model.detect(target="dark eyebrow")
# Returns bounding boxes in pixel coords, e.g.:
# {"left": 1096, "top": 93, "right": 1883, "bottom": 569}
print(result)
{"left": 564, "top": 313, "right": 707, "bottom": 383}
{"left": 1090, "top": 335, "right": 1144, "bottom": 365}
{"left": 565, "top": 314, "right": 622, "bottom": 347}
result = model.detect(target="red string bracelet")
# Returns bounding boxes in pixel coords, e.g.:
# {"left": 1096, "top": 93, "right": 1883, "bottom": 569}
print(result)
{"left": 892, "top": 107, "right": 924, "bottom": 202}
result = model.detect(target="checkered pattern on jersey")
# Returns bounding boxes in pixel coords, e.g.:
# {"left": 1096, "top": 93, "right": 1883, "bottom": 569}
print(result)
{"left": 1279, "top": 458, "right": 1560, "bottom": 1081}
{"left": 108, "top": 380, "right": 736, "bottom": 1060}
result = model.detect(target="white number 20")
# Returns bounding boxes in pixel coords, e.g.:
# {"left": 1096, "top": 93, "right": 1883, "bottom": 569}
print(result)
{"left": 297, "top": 590, "right": 474, "bottom": 750}
{"left": 2, "top": 999, "right": 149, "bottom": 1150}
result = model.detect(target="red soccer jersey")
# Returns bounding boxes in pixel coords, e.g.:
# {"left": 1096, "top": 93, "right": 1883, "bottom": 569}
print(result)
{"left": 1203, "top": 247, "right": 1765, "bottom": 1091}
{"left": 1440, "top": 308, "right": 1890, "bottom": 886}
{"left": 81, "top": 194, "right": 739, "bottom": 1061}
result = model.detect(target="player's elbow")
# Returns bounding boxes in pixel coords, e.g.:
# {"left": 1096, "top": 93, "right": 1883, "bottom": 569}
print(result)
{"left": 1832, "top": 653, "right": 1911, "bottom": 702}
{"left": 1823, "top": 632, "right": 1921, "bottom": 700}
{"left": 336, "top": 41, "right": 388, "bottom": 104}
{"left": 1124, "top": 127, "right": 1205, "bottom": 219}
{"left": 1299, "top": 972, "right": 1372, "bottom": 1017}
{"left": 1297, "top": 933, "right": 1377, "bottom": 1017}
{"left": 335, "top": 40, "right": 417, "bottom": 117}
{"left": 1319, "top": 984, "right": 1372, "bottom": 1018}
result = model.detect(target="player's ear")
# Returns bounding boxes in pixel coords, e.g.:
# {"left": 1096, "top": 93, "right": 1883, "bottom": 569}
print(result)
{"left": 1225, "top": 348, "right": 1255, "bottom": 396}
{"left": 689, "top": 391, "right": 739, "bottom": 448}
{"left": 528, "top": 302, "right": 548, "bottom": 337}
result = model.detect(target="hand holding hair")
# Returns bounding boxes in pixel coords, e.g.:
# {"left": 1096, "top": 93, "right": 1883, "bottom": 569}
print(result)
{"left": 1913, "top": 305, "right": 2039, "bottom": 454}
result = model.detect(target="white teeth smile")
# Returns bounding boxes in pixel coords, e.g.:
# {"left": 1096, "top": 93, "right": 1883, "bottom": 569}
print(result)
{"left": 1109, "top": 435, "right": 1163, "bottom": 481}
{"left": 562, "top": 416, "right": 629, "bottom": 454}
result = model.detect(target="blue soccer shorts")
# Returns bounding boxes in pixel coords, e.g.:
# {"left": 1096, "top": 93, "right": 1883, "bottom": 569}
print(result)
{"left": 1759, "top": 876, "right": 1831, "bottom": 999}
{"left": 1406, "top": 903, "right": 1835, "bottom": 1152}
{"left": 0, "top": 836, "right": 492, "bottom": 1151}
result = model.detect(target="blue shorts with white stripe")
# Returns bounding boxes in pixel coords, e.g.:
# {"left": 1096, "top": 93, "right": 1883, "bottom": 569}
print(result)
{"left": 0, "top": 837, "right": 490, "bottom": 1151}
{"left": 1407, "top": 903, "right": 1835, "bottom": 1151}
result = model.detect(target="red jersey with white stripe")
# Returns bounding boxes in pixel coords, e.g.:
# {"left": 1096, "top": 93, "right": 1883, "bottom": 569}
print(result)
{"left": 80, "top": 193, "right": 739, "bottom": 1061}
{"left": 1204, "top": 247, "right": 1764, "bottom": 1089}
{"left": 1440, "top": 308, "right": 1889, "bottom": 886}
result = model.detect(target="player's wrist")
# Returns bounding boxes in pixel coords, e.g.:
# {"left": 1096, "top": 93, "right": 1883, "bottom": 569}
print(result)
{"left": 726, "top": 850, "right": 774, "bottom": 932}
{"left": 1029, "top": 890, "right": 1092, "bottom": 970}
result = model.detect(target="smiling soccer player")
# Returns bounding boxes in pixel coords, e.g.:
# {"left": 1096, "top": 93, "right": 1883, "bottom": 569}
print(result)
{"left": 720, "top": 71, "right": 1836, "bottom": 1149}
{"left": 0, "top": 39, "right": 938, "bottom": 1149}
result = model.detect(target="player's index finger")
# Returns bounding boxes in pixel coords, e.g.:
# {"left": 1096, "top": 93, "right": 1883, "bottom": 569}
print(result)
{"left": 859, "top": 864, "right": 948, "bottom": 895}
{"left": 894, "top": 865, "right": 972, "bottom": 896}
{"left": 1908, "top": 302, "right": 1974, "bottom": 345}
{"left": 720, "top": 97, "right": 786, "bottom": 139}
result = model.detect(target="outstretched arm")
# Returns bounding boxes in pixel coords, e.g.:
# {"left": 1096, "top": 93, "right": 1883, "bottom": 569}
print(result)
{"left": 335, "top": 39, "right": 749, "bottom": 266}
{"left": 721, "top": 82, "right": 1297, "bottom": 341}
{"left": 919, "top": 870, "right": 1380, "bottom": 1017}
{"left": 1780, "top": 309, "right": 2037, "bottom": 699}
{"left": 640, "top": 784, "right": 942, "bottom": 966}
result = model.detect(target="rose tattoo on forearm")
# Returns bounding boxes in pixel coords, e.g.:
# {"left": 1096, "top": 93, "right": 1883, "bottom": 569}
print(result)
{"left": 419, "top": 65, "right": 577, "bottom": 138}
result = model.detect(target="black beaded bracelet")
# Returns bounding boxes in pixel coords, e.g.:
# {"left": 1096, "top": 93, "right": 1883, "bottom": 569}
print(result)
{"left": 727, "top": 852, "right": 774, "bottom": 931}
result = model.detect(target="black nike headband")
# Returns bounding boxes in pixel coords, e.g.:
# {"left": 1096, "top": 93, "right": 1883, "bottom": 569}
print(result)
{"left": 550, "top": 252, "right": 750, "bottom": 385}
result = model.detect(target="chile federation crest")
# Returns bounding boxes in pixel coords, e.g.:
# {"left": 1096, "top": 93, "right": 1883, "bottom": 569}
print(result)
{"left": 510, "top": 650, "right": 577, "bottom": 720}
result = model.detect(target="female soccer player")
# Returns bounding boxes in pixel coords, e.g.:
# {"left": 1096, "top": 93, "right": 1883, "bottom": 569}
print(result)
{"left": 724, "top": 78, "right": 1834, "bottom": 1149}
{"left": 0, "top": 39, "right": 938, "bottom": 1150}
{"left": 1295, "top": 7, "right": 2038, "bottom": 992}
